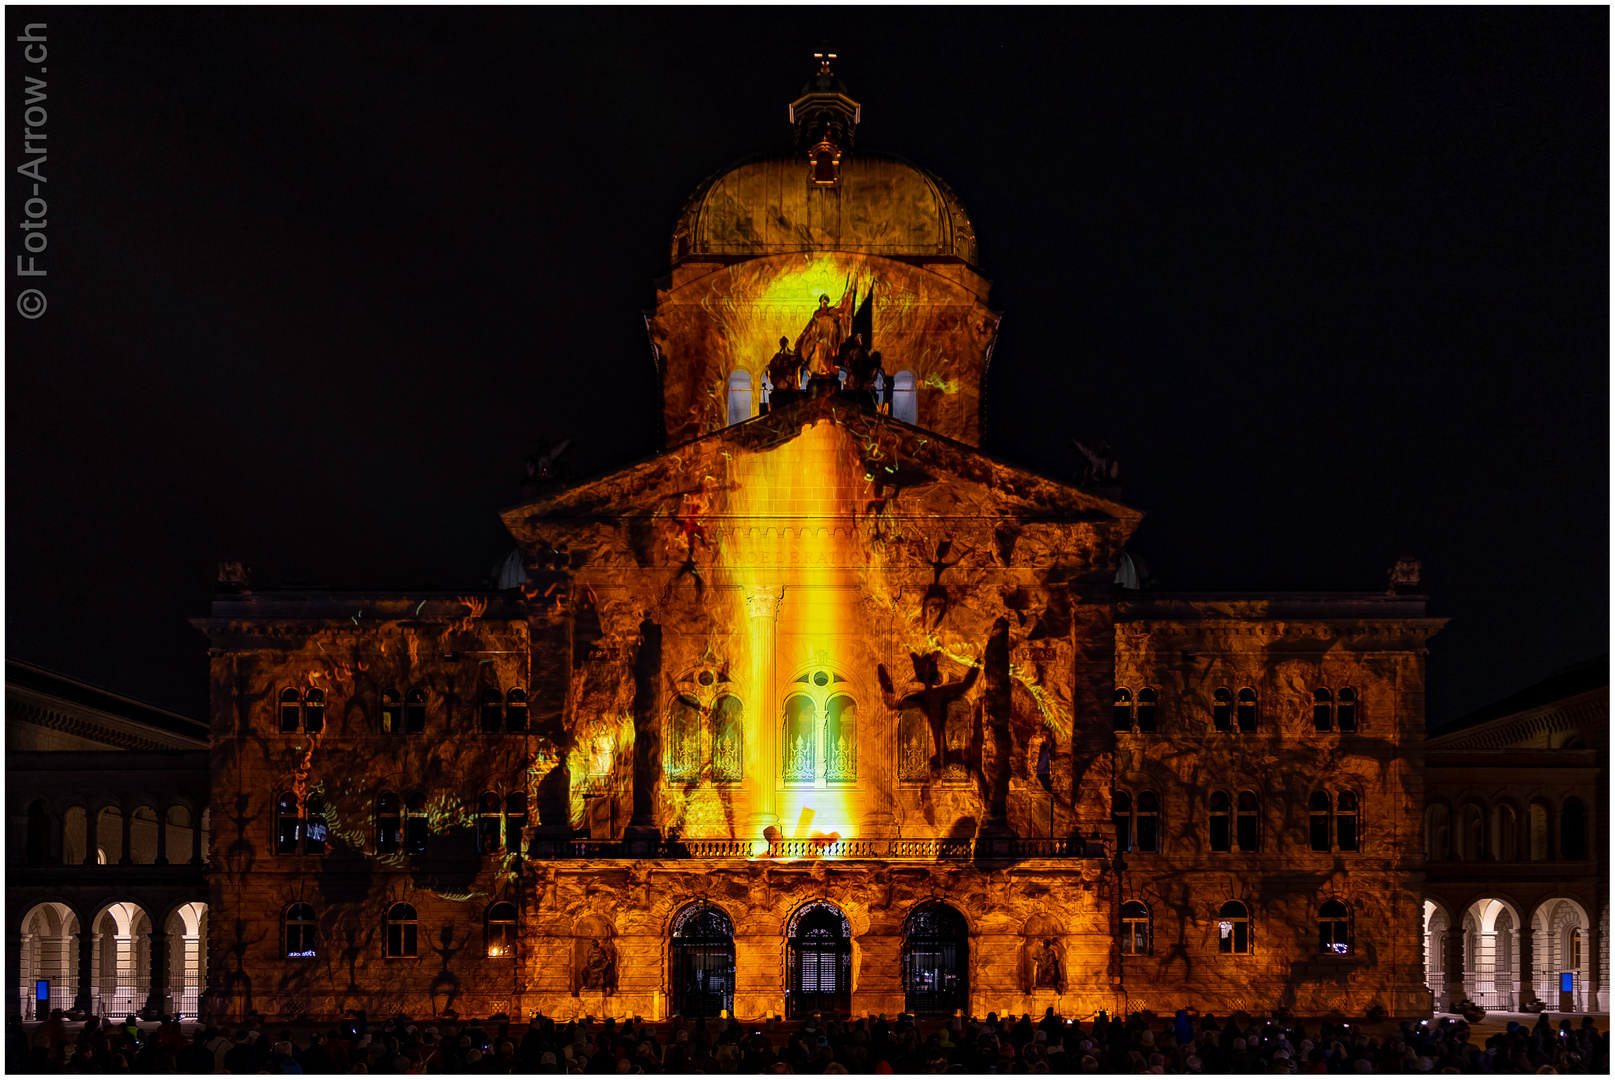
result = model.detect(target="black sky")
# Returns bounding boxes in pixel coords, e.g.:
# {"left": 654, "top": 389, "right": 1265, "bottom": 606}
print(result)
{"left": 7, "top": 8, "right": 1608, "bottom": 726}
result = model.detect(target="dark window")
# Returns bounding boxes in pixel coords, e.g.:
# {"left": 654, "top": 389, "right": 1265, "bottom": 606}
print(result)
{"left": 377, "top": 792, "right": 401, "bottom": 854}
{"left": 787, "top": 903, "right": 851, "bottom": 1018}
{"left": 480, "top": 688, "right": 503, "bottom": 734}
{"left": 1121, "top": 900, "right": 1151, "bottom": 955}
{"left": 304, "top": 688, "right": 325, "bottom": 733}
{"left": 405, "top": 793, "right": 429, "bottom": 854}
{"left": 275, "top": 793, "right": 300, "bottom": 854}
{"left": 1310, "top": 791, "right": 1331, "bottom": 851}
{"left": 305, "top": 798, "right": 327, "bottom": 855}
{"left": 1337, "top": 791, "right": 1358, "bottom": 851}
{"left": 25, "top": 801, "right": 49, "bottom": 865}
{"left": 1336, "top": 687, "right": 1357, "bottom": 732}
{"left": 1209, "top": 791, "right": 1232, "bottom": 852}
{"left": 1314, "top": 688, "right": 1334, "bottom": 732}
{"left": 672, "top": 901, "right": 737, "bottom": 1019}
{"left": 380, "top": 689, "right": 401, "bottom": 734}
{"left": 1136, "top": 791, "right": 1159, "bottom": 853}
{"left": 385, "top": 903, "right": 417, "bottom": 958}
{"left": 506, "top": 688, "right": 528, "bottom": 733}
{"left": 1218, "top": 901, "right": 1249, "bottom": 954}
{"left": 1212, "top": 688, "right": 1232, "bottom": 733}
{"left": 478, "top": 792, "right": 502, "bottom": 853}
{"left": 1136, "top": 688, "right": 1157, "bottom": 733}
{"left": 1236, "top": 790, "right": 1260, "bottom": 852}
{"left": 1113, "top": 792, "right": 1132, "bottom": 854}
{"left": 901, "top": 902, "right": 969, "bottom": 1016}
{"left": 1318, "top": 899, "right": 1350, "bottom": 954}
{"left": 1113, "top": 688, "right": 1133, "bottom": 732}
{"left": 279, "top": 688, "right": 301, "bottom": 733}
{"left": 404, "top": 688, "right": 427, "bottom": 734}
{"left": 1562, "top": 797, "right": 1586, "bottom": 860}
{"left": 1236, "top": 688, "right": 1258, "bottom": 733}
{"left": 505, "top": 792, "right": 527, "bottom": 853}
{"left": 285, "top": 904, "right": 318, "bottom": 958}
{"left": 486, "top": 902, "right": 517, "bottom": 958}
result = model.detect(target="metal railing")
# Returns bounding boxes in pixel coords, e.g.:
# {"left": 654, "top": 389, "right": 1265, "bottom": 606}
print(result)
{"left": 525, "top": 836, "right": 1098, "bottom": 861}
{"left": 1462, "top": 961, "right": 1515, "bottom": 1010}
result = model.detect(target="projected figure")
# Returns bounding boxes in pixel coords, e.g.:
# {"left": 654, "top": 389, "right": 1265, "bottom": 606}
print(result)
{"left": 879, "top": 651, "right": 980, "bottom": 780}
{"left": 767, "top": 336, "right": 802, "bottom": 395}
{"left": 794, "top": 284, "right": 855, "bottom": 375}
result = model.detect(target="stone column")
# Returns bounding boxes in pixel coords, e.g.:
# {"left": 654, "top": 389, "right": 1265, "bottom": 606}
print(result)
{"left": 145, "top": 929, "right": 167, "bottom": 1017}
{"left": 1519, "top": 922, "right": 1535, "bottom": 1009}
{"left": 84, "top": 809, "right": 100, "bottom": 866}
{"left": 74, "top": 929, "right": 94, "bottom": 1015}
{"left": 745, "top": 588, "right": 781, "bottom": 846}
{"left": 623, "top": 616, "right": 663, "bottom": 846}
{"left": 154, "top": 806, "right": 169, "bottom": 866}
{"left": 1444, "top": 931, "right": 1465, "bottom": 1013}
{"left": 119, "top": 810, "right": 133, "bottom": 866}
{"left": 7, "top": 928, "right": 22, "bottom": 1021}
{"left": 977, "top": 618, "right": 1014, "bottom": 845}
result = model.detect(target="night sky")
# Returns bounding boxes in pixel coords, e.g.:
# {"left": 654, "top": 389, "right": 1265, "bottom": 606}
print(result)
{"left": 7, "top": 8, "right": 1607, "bottom": 727}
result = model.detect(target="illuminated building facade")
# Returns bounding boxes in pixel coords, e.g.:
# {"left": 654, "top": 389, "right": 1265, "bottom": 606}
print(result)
{"left": 199, "top": 60, "right": 1444, "bottom": 1024}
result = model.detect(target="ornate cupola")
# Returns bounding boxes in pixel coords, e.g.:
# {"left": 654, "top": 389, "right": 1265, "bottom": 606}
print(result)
{"left": 789, "top": 50, "right": 860, "bottom": 185}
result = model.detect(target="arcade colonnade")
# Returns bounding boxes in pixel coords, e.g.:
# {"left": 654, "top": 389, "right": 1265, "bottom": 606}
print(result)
{"left": 1423, "top": 893, "right": 1607, "bottom": 1012}
{"left": 17, "top": 899, "right": 208, "bottom": 1021}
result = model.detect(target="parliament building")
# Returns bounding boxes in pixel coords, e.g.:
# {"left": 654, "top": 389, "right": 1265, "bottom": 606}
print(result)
{"left": 193, "top": 59, "right": 1453, "bottom": 1025}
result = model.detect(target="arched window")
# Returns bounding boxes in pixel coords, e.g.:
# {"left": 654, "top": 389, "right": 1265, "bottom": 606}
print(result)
{"left": 1121, "top": 900, "right": 1152, "bottom": 955}
{"left": 385, "top": 903, "right": 417, "bottom": 958}
{"left": 380, "top": 689, "right": 401, "bottom": 734}
{"left": 505, "top": 689, "right": 528, "bottom": 733}
{"left": 1136, "top": 688, "right": 1158, "bottom": 733}
{"left": 275, "top": 793, "right": 300, "bottom": 855}
{"left": 1236, "top": 790, "right": 1260, "bottom": 852}
{"left": 478, "top": 793, "right": 502, "bottom": 853}
{"left": 1112, "top": 791, "right": 1132, "bottom": 853}
{"left": 666, "top": 695, "right": 702, "bottom": 784}
{"left": 1209, "top": 791, "right": 1232, "bottom": 853}
{"left": 1212, "top": 688, "right": 1233, "bottom": 733}
{"left": 712, "top": 695, "right": 744, "bottom": 783}
{"left": 824, "top": 695, "right": 857, "bottom": 782}
{"left": 891, "top": 370, "right": 917, "bottom": 424}
{"left": 1314, "top": 688, "right": 1334, "bottom": 732}
{"left": 25, "top": 800, "right": 50, "bottom": 865}
{"left": 1310, "top": 791, "right": 1331, "bottom": 851}
{"left": 1336, "top": 791, "right": 1358, "bottom": 851}
{"left": 485, "top": 902, "right": 517, "bottom": 958}
{"left": 505, "top": 793, "right": 527, "bottom": 853}
{"left": 1460, "top": 804, "right": 1485, "bottom": 861}
{"left": 1136, "top": 791, "right": 1160, "bottom": 853}
{"left": 727, "top": 370, "right": 753, "bottom": 426}
{"left": 480, "top": 688, "right": 503, "bottom": 734}
{"left": 1236, "top": 688, "right": 1258, "bottom": 733}
{"left": 1562, "top": 797, "right": 1586, "bottom": 859}
{"left": 1528, "top": 802, "right": 1550, "bottom": 860}
{"left": 279, "top": 688, "right": 302, "bottom": 733}
{"left": 404, "top": 688, "right": 427, "bottom": 734}
{"left": 671, "top": 900, "right": 736, "bottom": 1019}
{"left": 284, "top": 904, "right": 317, "bottom": 958}
{"left": 787, "top": 902, "right": 852, "bottom": 1018}
{"left": 405, "top": 793, "right": 429, "bottom": 854}
{"left": 304, "top": 688, "right": 325, "bottom": 733}
{"left": 783, "top": 694, "right": 816, "bottom": 783}
{"left": 305, "top": 797, "right": 327, "bottom": 855}
{"left": 1113, "top": 688, "right": 1133, "bottom": 732}
{"left": 901, "top": 902, "right": 969, "bottom": 1015}
{"left": 376, "top": 792, "right": 401, "bottom": 854}
{"left": 1319, "top": 900, "right": 1350, "bottom": 954}
{"left": 1218, "top": 901, "right": 1250, "bottom": 954}
{"left": 1570, "top": 927, "right": 1583, "bottom": 969}
{"left": 1337, "top": 687, "right": 1357, "bottom": 731}
{"left": 1495, "top": 804, "right": 1519, "bottom": 861}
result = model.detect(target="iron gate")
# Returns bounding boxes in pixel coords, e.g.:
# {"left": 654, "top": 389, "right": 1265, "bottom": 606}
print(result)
{"left": 670, "top": 901, "right": 735, "bottom": 1018}
{"left": 902, "top": 902, "right": 969, "bottom": 1015}
{"left": 788, "top": 902, "right": 851, "bottom": 1018}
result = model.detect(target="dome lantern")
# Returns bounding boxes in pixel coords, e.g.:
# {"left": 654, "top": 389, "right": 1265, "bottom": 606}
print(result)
{"left": 789, "top": 49, "right": 860, "bottom": 185}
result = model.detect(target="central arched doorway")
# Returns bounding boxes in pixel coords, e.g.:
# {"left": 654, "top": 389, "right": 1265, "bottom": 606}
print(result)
{"left": 787, "top": 901, "right": 851, "bottom": 1018}
{"left": 902, "top": 901, "right": 969, "bottom": 1015}
{"left": 669, "top": 901, "right": 735, "bottom": 1018}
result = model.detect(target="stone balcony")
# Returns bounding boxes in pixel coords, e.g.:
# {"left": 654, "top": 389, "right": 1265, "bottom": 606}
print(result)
{"left": 525, "top": 835, "right": 1101, "bottom": 861}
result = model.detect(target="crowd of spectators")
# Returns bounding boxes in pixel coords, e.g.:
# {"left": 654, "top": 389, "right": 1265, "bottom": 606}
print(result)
{"left": 7, "top": 1007, "right": 1610, "bottom": 1073}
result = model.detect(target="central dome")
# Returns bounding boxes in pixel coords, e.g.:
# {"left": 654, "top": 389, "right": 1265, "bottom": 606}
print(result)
{"left": 670, "top": 150, "right": 979, "bottom": 268}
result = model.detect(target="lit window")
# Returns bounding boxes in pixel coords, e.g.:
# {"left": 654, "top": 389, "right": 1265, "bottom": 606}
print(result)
{"left": 478, "top": 793, "right": 502, "bottom": 853}
{"left": 1337, "top": 791, "right": 1358, "bottom": 851}
{"left": 1209, "top": 791, "right": 1231, "bottom": 853}
{"left": 1121, "top": 900, "right": 1151, "bottom": 955}
{"left": 1136, "top": 791, "right": 1160, "bottom": 853}
{"left": 505, "top": 689, "right": 528, "bottom": 733}
{"left": 385, "top": 903, "right": 417, "bottom": 958}
{"left": 275, "top": 793, "right": 300, "bottom": 855}
{"left": 1212, "top": 688, "right": 1232, "bottom": 733}
{"left": 1314, "top": 688, "right": 1334, "bottom": 732}
{"left": 824, "top": 695, "right": 857, "bottom": 782}
{"left": 305, "top": 797, "right": 327, "bottom": 855}
{"left": 1318, "top": 900, "right": 1350, "bottom": 954}
{"left": 1218, "top": 901, "right": 1249, "bottom": 954}
{"left": 1310, "top": 791, "right": 1331, "bottom": 851}
{"left": 727, "top": 370, "right": 753, "bottom": 426}
{"left": 1337, "top": 687, "right": 1357, "bottom": 732}
{"left": 285, "top": 904, "right": 318, "bottom": 958}
{"left": 279, "top": 689, "right": 301, "bottom": 733}
{"left": 486, "top": 902, "right": 517, "bottom": 958}
{"left": 376, "top": 792, "right": 401, "bottom": 854}
{"left": 380, "top": 688, "right": 401, "bottom": 734}
{"left": 1235, "top": 790, "right": 1260, "bottom": 852}
{"left": 712, "top": 694, "right": 744, "bottom": 783}
{"left": 1136, "top": 688, "right": 1157, "bottom": 733}
{"left": 405, "top": 793, "right": 429, "bottom": 854}
{"left": 404, "top": 688, "right": 427, "bottom": 734}
{"left": 1236, "top": 688, "right": 1257, "bottom": 733}
{"left": 1113, "top": 688, "right": 1133, "bottom": 732}
{"left": 891, "top": 370, "right": 917, "bottom": 424}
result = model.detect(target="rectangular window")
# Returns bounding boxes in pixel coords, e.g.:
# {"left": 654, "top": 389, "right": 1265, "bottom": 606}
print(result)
{"left": 1113, "top": 813, "right": 1131, "bottom": 854}
{"left": 388, "top": 923, "right": 416, "bottom": 958}
{"left": 1337, "top": 815, "right": 1357, "bottom": 852}
{"left": 1210, "top": 816, "right": 1230, "bottom": 853}
{"left": 1136, "top": 816, "right": 1158, "bottom": 853}
{"left": 1310, "top": 816, "right": 1331, "bottom": 852}
{"left": 1236, "top": 816, "right": 1258, "bottom": 853}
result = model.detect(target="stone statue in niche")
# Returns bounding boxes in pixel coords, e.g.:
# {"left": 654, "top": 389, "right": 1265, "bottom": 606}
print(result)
{"left": 879, "top": 651, "right": 979, "bottom": 781}
{"left": 579, "top": 938, "right": 616, "bottom": 993}
{"left": 1032, "top": 938, "right": 1064, "bottom": 993}
{"left": 767, "top": 336, "right": 802, "bottom": 394}
{"left": 1388, "top": 555, "right": 1422, "bottom": 595}
{"left": 794, "top": 284, "right": 855, "bottom": 376}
